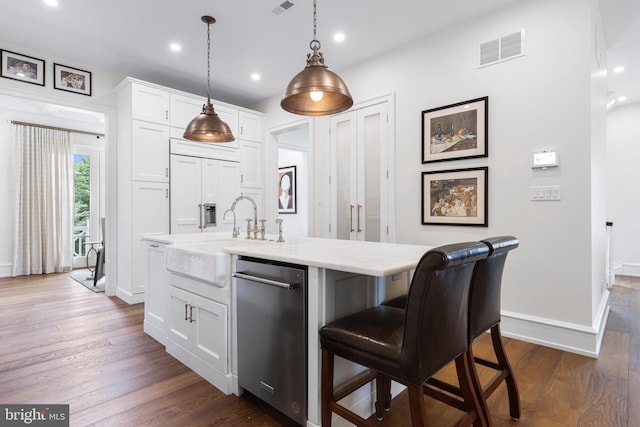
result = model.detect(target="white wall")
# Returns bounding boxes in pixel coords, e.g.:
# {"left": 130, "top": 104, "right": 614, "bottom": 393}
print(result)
{"left": 606, "top": 102, "right": 640, "bottom": 276}
{"left": 257, "top": 0, "right": 609, "bottom": 355}
{"left": 0, "top": 41, "right": 123, "bottom": 278}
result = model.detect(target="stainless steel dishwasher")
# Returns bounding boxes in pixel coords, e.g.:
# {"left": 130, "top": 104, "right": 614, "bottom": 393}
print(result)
{"left": 234, "top": 257, "right": 307, "bottom": 426}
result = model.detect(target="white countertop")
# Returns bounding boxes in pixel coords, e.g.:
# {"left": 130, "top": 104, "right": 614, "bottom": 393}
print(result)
{"left": 151, "top": 233, "right": 433, "bottom": 277}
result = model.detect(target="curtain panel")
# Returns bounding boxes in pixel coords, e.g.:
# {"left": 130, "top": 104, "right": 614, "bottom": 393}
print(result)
{"left": 12, "top": 125, "right": 74, "bottom": 276}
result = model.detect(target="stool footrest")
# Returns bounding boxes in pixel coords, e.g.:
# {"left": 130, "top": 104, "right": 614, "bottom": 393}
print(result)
{"left": 333, "top": 368, "right": 378, "bottom": 402}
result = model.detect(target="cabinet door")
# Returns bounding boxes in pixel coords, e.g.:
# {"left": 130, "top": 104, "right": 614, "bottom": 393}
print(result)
{"left": 239, "top": 140, "right": 263, "bottom": 189}
{"left": 132, "top": 120, "right": 169, "bottom": 182}
{"left": 132, "top": 182, "right": 169, "bottom": 294}
{"left": 191, "top": 294, "right": 228, "bottom": 374}
{"left": 215, "top": 104, "right": 240, "bottom": 149}
{"left": 132, "top": 83, "right": 170, "bottom": 124}
{"left": 170, "top": 93, "right": 206, "bottom": 130}
{"left": 167, "top": 286, "right": 192, "bottom": 349}
{"left": 201, "top": 158, "right": 220, "bottom": 204}
{"left": 239, "top": 111, "right": 263, "bottom": 142}
{"left": 330, "top": 102, "right": 388, "bottom": 242}
{"left": 145, "top": 241, "right": 168, "bottom": 340}
{"left": 170, "top": 155, "right": 203, "bottom": 234}
{"left": 218, "top": 161, "right": 240, "bottom": 228}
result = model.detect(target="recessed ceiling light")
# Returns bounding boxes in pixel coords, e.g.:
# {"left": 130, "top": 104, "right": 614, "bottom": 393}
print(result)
{"left": 169, "top": 43, "right": 182, "bottom": 52}
{"left": 251, "top": 73, "right": 261, "bottom": 81}
{"left": 613, "top": 66, "right": 625, "bottom": 73}
{"left": 617, "top": 96, "right": 627, "bottom": 102}
{"left": 43, "top": 0, "right": 59, "bottom": 6}
{"left": 333, "top": 32, "right": 345, "bottom": 43}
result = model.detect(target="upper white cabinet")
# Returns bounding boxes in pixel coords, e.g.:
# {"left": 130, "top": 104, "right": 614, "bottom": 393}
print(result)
{"left": 131, "top": 121, "right": 169, "bottom": 183}
{"left": 132, "top": 83, "right": 170, "bottom": 124}
{"left": 239, "top": 140, "right": 263, "bottom": 190}
{"left": 239, "top": 111, "right": 263, "bottom": 142}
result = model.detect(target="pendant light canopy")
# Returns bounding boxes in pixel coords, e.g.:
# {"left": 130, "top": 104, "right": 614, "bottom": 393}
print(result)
{"left": 281, "top": 0, "right": 353, "bottom": 116}
{"left": 183, "top": 15, "right": 234, "bottom": 143}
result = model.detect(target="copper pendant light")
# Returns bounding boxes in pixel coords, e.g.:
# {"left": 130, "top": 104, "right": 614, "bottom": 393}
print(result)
{"left": 281, "top": 0, "right": 353, "bottom": 116}
{"left": 183, "top": 15, "right": 234, "bottom": 143}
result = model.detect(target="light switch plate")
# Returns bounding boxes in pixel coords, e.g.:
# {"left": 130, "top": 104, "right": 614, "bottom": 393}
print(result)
{"left": 530, "top": 185, "right": 561, "bottom": 201}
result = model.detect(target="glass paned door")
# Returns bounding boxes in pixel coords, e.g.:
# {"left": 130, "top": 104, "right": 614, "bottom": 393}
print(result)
{"left": 331, "top": 100, "right": 389, "bottom": 242}
{"left": 72, "top": 149, "right": 101, "bottom": 269}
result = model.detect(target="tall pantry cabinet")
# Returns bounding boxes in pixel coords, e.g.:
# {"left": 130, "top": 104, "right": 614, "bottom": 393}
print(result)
{"left": 116, "top": 79, "right": 170, "bottom": 303}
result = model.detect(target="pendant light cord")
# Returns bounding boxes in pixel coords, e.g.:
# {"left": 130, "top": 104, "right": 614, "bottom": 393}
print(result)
{"left": 313, "top": 0, "right": 317, "bottom": 41}
{"left": 207, "top": 20, "right": 212, "bottom": 103}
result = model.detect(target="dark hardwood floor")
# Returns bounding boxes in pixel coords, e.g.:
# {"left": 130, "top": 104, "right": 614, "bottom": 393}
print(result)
{"left": 0, "top": 273, "right": 638, "bottom": 426}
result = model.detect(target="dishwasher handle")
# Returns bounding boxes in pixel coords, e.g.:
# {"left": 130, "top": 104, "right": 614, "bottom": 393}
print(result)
{"left": 233, "top": 272, "right": 299, "bottom": 290}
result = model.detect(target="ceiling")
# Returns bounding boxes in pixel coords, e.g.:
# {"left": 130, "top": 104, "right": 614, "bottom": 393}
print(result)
{"left": 0, "top": 0, "right": 637, "bottom": 109}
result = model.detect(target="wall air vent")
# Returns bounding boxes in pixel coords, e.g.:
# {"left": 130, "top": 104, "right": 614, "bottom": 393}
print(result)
{"left": 272, "top": 1, "right": 295, "bottom": 15}
{"left": 479, "top": 29, "right": 525, "bottom": 67}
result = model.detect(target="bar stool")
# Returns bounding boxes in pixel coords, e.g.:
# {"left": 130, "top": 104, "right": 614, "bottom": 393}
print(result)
{"left": 380, "top": 236, "right": 520, "bottom": 425}
{"left": 319, "top": 242, "right": 489, "bottom": 427}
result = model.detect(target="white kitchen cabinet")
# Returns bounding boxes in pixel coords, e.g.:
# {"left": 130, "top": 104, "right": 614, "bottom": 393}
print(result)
{"left": 131, "top": 120, "right": 169, "bottom": 182}
{"left": 116, "top": 78, "right": 171, "bottom": 303}
{"left": 170, "top": 154, "right": 239, "bottom": 234}
{"left": 238, "top": 111, "right": 263, "bottom": 142}
{"left": 131, "top": 82, "right": 170, "bottom": 124}
{"left": 239, "top": 140, "right": 263, "bottom": 190}
{"left": 115, "top": 76, "right": 263, "bottom": 305}
{"left": 166, "top": 276, "right": 230, "bottom": 393}
{"left": 131, "top": 182, "right": 170, "bottom": 295}
{"left": 330, "top": 100, "right": 391, "bottom": 242}
{"left": 144, "top": 240, "right": 168, "bottom": 344}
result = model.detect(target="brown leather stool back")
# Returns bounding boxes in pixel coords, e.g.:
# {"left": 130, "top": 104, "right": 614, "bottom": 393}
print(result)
{"left": 468, "top": 236, "right": 519, "bottom": 340}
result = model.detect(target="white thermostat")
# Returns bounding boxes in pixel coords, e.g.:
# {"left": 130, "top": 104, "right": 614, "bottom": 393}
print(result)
{"left": 531, "top": 151, "right": 558, "bottom": 169}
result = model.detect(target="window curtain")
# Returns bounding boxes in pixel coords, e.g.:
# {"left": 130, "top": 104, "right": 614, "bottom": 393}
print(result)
{"left": 12, "top": 125, "right": 74, "bottom": 276}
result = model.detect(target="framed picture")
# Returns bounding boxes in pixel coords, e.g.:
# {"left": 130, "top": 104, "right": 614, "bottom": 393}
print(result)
{"left": 278, "top": 165, "right": 297, "bottom": 214}
{"left": 421, "top": 167, "right": 488, "bottom": 227}
{"left": 53, "top": 63, "right": 92, "bottom": 96}
{"left": 0, "top": 50, "right": 45, "bottom": 86}
{"left": 422, "top": 96, "right": 488, "bottom": 163}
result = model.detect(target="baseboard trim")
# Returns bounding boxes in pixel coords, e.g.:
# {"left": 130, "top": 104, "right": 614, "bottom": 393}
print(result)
{"left": 501, "top": 291, "right": 610, "bottom": 358}
{"left": 0, "top": 264, "right": 12, "bottom": 278}
{"left": 618, "top": 263, "right": 640, "bottom": 277}
{"left": 115, "top": 287, "right": 144, "bottom": 304}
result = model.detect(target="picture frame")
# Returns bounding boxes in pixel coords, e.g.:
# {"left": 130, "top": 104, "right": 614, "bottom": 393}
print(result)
{"left": 421, "top": 167, "right": 488, "bottom": 227}
{"left": 422, "top": 96, "right": 488, "bottom": 163}
{"left": 53, "top": 63, "right": 92, "bottom": 96}
{"left": 278, "top": 165, "right": 297, "bottom": 214}
{"left": 0, "top": 50, "right": 45, "bottom": 86}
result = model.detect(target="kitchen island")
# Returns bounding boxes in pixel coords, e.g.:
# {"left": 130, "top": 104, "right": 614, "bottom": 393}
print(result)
{"left": 143, "top": 232, "right": 433, "bottom": 427}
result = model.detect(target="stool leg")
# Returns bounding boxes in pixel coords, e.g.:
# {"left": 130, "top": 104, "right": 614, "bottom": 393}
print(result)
{"left": 490, "top": 325, "right": 520, "bottom": 420}
{"left": 456, "top": 354, "right": 487, "bottom": 427}
{"left": 467, "top": 346, "right": 492, "bottom": 427}
{"left": 375, "top": 374, "right": 392, "bottom": 419}
{"left": 407, "top": 384, "right": 429, "bottom": 427}
{"left": 321, "top": 350, "right": 334, "bottom": 427}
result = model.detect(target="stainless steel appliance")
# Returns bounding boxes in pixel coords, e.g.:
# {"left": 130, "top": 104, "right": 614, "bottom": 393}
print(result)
{"left": 200, "top": 203, "right": 216, "bottom": 229}
{"left": 234, "top": 257, "right": 307, "bottom": 425}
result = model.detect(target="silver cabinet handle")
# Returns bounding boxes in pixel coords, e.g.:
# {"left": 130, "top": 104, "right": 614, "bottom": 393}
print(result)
{"left": 357, "top": 204, "right": 362, "bottom": 232}
{"left": 350, "top": 204, "right": 354, "bottom": 232}
{"left": 233, "top": 272, "right": 298, "bottom": 290}
{"left": 198, "top": 204, "right": 203, "bottom": 229}
{"left": 189, "top": 305, "right": 195, "bottom": 323}
{"left": 184, "top": 303, "right": 189, "bottom": 321}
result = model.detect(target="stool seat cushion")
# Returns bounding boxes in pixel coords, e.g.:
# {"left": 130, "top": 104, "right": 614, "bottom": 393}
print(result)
{"left": 321, "top": 305, "right": 405, "bottom": 366}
